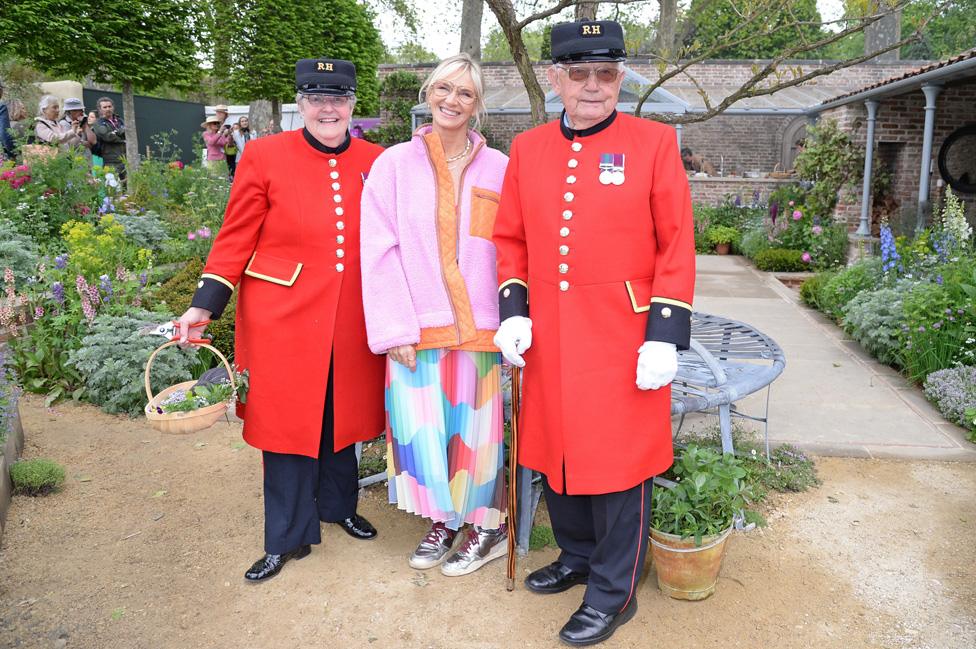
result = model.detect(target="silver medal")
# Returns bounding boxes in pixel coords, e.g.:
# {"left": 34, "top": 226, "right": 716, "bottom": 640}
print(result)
{"left": 611, "top": 170, "right": 625, "bottom": 186}
{"left": 599, "top": 170, "right": 613, "bottom": 185}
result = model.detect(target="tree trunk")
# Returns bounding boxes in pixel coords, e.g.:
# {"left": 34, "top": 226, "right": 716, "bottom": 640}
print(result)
{"left": 270, "top": 97, "right": 282, "bottom": 133}
{"left": 122, "top": 81, "right": 140, "bottom": 172}
{"left": 655, "top": 0, "right": 678, "bottom": 57}
{"left": 864, "top": 7, "right": 901, "bottom": 61}
{"left": 486, "top": 0, "right": 547, "bottom": 126}
{"left": 575, "top": 2, "right": 597, "bottom": 21}
{"left": 460, "top": 0, "right": 484, "bottom": 61}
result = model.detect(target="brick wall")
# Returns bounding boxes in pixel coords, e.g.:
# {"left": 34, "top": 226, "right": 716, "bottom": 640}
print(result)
{"left": 825, "top": 78, "right": 976, "bottom": 232}
{"left": 679, "top": 115, "right": 798, "bottom": 175}
{"left": 688, "top": 177, "right": 795, "bottom": 206}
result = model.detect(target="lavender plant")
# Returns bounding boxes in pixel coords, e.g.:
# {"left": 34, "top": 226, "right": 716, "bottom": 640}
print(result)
{"left": 924, "top": 366, "right": 976, "bottom": 439}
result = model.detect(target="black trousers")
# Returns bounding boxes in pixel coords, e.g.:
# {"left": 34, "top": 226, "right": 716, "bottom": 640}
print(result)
{"left": 543, "top": 474, "right": 653, "bottom": 614}
{"left": 261, "top": 364, "right": 358, "bottom": 554}
{"left": 226, "top": 153, "right": 237, "bottom": 180}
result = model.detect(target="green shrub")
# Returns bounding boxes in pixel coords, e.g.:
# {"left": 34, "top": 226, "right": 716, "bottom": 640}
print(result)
{"left": 10, "top": 458, "right": 65, "bottom": 496}
{"left": 113, "top": 211, "right": 170, "bottom": 252}
{"left": 841, "top": 287, "right": 906, "bottom": 365}
{"left": 146, "top": 258, "right": 236, "bottom": 359}
{"left": 66, "top": 309, "right": 201, "bottom": 417}
{"left": 806, "top": 223, "right": 849, "bottom": 270}
{"left": 705, "top": 225, "right": 740, "bottom": 247}
{"left": 739, "top": 228, "right": 771, "bottom": 259}
{"left": 900, "top": 277, "right": 974, "bottom": 383}
{"left": 753, "top": 248, "right": 807, "bottom": 272}
{"left": 799, "top": 271, "right": 836, "bottom": 310}
{"left": 0, "top": 219, "right": 41, "bottom": 286}
{"left": 817, "top": 258, "right": 882, "bottom": 320}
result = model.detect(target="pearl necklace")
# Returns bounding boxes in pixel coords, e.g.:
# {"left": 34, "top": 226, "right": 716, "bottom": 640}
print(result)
{"left": 445, "top": 138, "right": 471, "bottom": 163}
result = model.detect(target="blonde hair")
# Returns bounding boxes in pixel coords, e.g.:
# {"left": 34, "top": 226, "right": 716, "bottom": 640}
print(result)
{"left": 420, "top": 53, "right": 487, "bottom": 131}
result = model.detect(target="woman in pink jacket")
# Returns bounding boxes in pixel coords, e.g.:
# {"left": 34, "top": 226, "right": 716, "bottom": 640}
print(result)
{"left": 361, "top": 53, "right": 509, "bottom": 577}
{"left": 201, "top": 115, "right": 229, "bottom": 171}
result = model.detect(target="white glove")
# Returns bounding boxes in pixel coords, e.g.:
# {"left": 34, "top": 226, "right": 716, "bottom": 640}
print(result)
{"left": 636, "top": 341, "right": 678, "bottom": 390}
{"left": 494, "top": 316, "right": 533, "bottom": 367}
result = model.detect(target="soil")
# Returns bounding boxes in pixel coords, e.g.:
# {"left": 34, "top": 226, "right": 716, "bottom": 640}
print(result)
{"left": 1, "top": 395, "right": 975, "bottom": 649}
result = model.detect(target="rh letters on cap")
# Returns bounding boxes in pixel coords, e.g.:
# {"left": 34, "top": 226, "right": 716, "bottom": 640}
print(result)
{"left": 581, "top": 24, "right": 602, "bottom": 36}
{"left": 317, "top": 62, "right": 334, "bottom": 71}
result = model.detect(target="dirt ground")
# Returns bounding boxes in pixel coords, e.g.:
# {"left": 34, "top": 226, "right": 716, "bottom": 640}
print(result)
{"left": 1, "top": 395, "right": 975, "bottom": 649}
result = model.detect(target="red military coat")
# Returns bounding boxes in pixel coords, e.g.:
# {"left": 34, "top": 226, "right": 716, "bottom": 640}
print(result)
{"left": 493, "top": 112, "right": 695, "bottom": 495}
{"left": 191, "top": 129, "right": 385, "bottom": 457}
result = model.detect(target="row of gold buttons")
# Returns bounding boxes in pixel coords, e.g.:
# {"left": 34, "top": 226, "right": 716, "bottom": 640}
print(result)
{"left": 559, "top": 141, "right": 583, "bottom": 292}
{"left": 329, "top": 159, "right": 346, "bottom": 272}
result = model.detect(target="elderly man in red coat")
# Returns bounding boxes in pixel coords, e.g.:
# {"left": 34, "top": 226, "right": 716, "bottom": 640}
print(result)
{"left": 493, "top": 21, "right": 696, "bottom": 646}
{"left": 178, "top": 58, "right": 385, "bottom": 583}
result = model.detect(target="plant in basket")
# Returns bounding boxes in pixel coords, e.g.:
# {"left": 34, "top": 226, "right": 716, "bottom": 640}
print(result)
{"left": 650, "top": 445, "right": 756, "bottom": 600}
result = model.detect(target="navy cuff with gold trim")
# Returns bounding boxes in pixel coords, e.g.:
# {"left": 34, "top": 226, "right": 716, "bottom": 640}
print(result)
{"left": 190, "top": 275, "right": 234, "bottom": 319}
{"left": 499, "top": 279, "right": 529, "bottom": 321}
{"left": 645, "top": 301, "right": 691, "bottom": 350}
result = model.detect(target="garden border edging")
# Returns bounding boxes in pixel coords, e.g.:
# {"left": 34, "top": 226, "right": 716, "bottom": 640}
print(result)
{"left": 0, "top": 396, "right": 26, "bottom": 544}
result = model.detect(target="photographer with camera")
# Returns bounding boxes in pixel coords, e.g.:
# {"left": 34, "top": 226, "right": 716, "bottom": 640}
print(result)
{"left": 58, "top": 97, "right": 98, "bottom": 162}
{"left": 201, "top": 114, "right": 230, "bottom": 174}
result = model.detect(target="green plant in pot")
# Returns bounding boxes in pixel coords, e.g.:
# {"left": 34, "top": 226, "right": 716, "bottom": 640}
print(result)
{"left": 650, "top": 445, "right": 755, "bottom": 600}
{"left": 704, "top": 225, "right": 739, "bottom": 255}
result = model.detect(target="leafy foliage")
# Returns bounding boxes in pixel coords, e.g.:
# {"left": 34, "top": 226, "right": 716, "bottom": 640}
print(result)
{"left": 0, "top": 218, "right": 41, "bottom": 287}
{"left": 67, "top": 309, "right": 201, "bottom": 417}
{"left": 10, "top": 458, "right": 65, "bottom": 496}
{"left": 651, "top": 445, "right": 756, "bottom": 545}
{"left": 816, "top": 258, "right": 882, "bottom": 321}
{"left": 753, "top": 248, "right": 807, "bottom": 272}
{"left": 146, "top": 258, "right": 236, "bottom": 361}
{"left": 924, "top": 366, "right": 976, "bottom": 439}
{"left": 794, "top": 120, "right": 864, "bottom": 220}
{"left": 367, "top": 71, "right": 422, "bottom": 148}
{"left": 683, "top": 0, "right": 824, "bottom": 58}
{"left": 841, "top": 286, "right": 906, "bottom": 365}
{"left": 225, "top": 0, "right": 383, "bottom": 115}
{"left": 902, "top": 0, "right": 976, "bottom": 59}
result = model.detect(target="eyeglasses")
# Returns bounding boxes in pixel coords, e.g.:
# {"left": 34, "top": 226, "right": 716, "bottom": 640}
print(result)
{"left": 429, "top": 81, "right": 477, "bottom": 105}
{"left": 556, "top": 65, "right": 623, "bottom": 84}
{"left": 302, "top": 94, "right": 352, "bottom": 108}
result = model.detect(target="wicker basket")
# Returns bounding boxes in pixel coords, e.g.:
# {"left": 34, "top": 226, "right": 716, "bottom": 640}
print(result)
{"left": 144, "top": 340, "right": 236, "bottom": 434}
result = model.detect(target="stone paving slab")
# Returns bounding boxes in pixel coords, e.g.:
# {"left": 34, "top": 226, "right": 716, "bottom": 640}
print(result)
{"left": 687, "top": 255, "right": 976, "bottom": 461}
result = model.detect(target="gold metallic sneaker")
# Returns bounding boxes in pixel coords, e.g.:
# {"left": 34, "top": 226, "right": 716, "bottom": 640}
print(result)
{"left": 440, "top": 524, "right": 508, "bottom": 577}
{"left": 408, "top": 522, "right": 458, "bottom": 569}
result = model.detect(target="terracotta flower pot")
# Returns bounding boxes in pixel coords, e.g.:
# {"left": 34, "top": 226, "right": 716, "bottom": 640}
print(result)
{"left": 650, "top": 525, "right": 732, "bottom": 600}
{"left": 714, "top": 242, "right": 731, "bottom": 255}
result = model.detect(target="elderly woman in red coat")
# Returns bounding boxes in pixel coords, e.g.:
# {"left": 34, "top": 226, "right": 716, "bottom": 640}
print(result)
{"left": 178, "top": 58, "right": 385, "bottom": 583}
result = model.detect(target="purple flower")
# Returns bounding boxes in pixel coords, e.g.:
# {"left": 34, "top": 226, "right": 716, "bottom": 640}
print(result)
{"left": 932, "top": 321, "right": 942, "bottom": 330}
{"left": 734, "top": 194, "right": 742, "bottom": 207}
{"left": 918, "top": 326, "right": 926, "bottom": 332}
{"left": 769, "top": 202, "right": 779, "bottom": 224}
{"left": 936, "top": 275, "right": 944, "bottom": 285}
{"left": 139, "top": 272, "right": 148, "bottom": 288}
{"left": 34, "top": 306, "right": 44, "bottom": 319}
{"left": 51, "top": 281, "right": 64, "bottom": 305}
{"left": 788, "top": 200, "right": 795, "bottom": 207}
{"left": 792, "top": 210, "right": 802, "bottom": 220}
{"left": 196, "top": 226, "right": 212, "bottom": 239}
{"left": 946, "top": 308, "right": 954, "bottom": 315}
{"left": 54, "top": 254, "right": 68, "bottom": 269}
{"left": 812, "top": 225, "right": 823, "bottom": 235}
{"left": 801, "top": 252, "right": 812, "bottom": 263}
{"left": 99, "top": 274, "right": 113, "bottom": 303}
{"left": 187, "top": 232, "right": 196, "bottom": 240}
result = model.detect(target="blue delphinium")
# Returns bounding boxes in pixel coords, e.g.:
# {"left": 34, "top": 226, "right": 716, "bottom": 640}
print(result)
{"left": 879, "top": 223, "right": 901, "bottom": 274}
{"left": 99, "top": 274, "right": 114, "bottom": 303}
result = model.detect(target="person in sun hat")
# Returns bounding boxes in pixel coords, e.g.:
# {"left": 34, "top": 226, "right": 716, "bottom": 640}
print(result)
{"left": 176, "top": 58, "right": 385, "bottom": 583}
{"left": 57, "top": 97, "right": 97, "bottom": 160}
{"left": 492, "top": 19, "right": 695, "bottom": 646}
{"left": 201, "top": 114, "right": 229, "bottom": 171}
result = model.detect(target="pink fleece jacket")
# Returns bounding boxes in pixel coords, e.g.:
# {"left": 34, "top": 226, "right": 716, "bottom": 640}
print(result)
{"left": 360, "top": 126, "right": 508, "bottom": 354}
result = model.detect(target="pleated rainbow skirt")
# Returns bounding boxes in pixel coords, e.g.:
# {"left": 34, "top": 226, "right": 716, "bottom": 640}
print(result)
{"left": 385, "top": 349, "right": 506, "bottom": 531}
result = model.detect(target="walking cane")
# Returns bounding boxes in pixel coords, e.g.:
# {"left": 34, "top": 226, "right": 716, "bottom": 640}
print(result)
{"left": 506, "top": 366, "right": 521, "bottom": 591}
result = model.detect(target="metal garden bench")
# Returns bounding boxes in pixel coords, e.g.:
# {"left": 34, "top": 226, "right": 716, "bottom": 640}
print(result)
{"left": 512, "top": 311, "right": 786, "bottom": 553}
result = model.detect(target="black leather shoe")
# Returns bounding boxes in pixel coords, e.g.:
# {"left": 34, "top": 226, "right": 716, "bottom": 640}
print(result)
{"left": 244, "top": 544, "right": 311, "bottom": 583}
{"left": 558, "top": 600, "right": 638, "bottom": 646}
{"left": 333, "top": 514, "right": 378, "bottom": 540}
{"left": 524, "top": 561, "right": 589, "bottom": 594}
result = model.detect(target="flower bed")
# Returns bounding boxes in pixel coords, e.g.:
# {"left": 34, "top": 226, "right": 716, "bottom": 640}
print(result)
{"left": 1, "top": 140, "right": 232, "bottom": 416}
{"left": 800, "top": 190, "right": 976, "bottom": 440}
